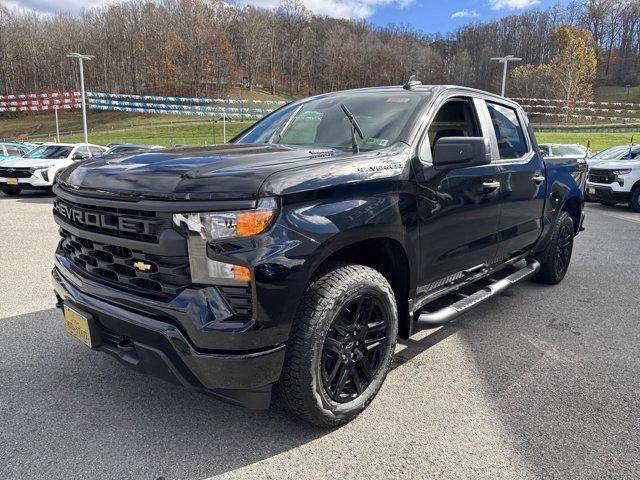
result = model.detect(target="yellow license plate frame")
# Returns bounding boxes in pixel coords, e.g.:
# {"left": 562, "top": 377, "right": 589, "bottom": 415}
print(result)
{"left": 6, "top": 178, "right": 18, "bottom": 185}
{"left": 64, "top": 305, "right": 93, "bottom": 348}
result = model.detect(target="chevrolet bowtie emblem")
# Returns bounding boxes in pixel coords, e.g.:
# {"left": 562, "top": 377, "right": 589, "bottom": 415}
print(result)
{"left": 133, "top": 261, "right": 152, "bottom": 271}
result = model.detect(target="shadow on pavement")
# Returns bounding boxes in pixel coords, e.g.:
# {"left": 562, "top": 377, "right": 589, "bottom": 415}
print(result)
{"left": 0, "top": 308, "right": 328, "bottom": 480}
{"left": 0, "top": 190, "right": 54, "bottom": 204}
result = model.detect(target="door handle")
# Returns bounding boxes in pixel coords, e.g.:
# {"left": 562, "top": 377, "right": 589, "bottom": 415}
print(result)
{"left": 482, "top": 181, "right": 501, "bottom": 192}
{"left": 532, "top": 175, "right": 545, "bottom": 184}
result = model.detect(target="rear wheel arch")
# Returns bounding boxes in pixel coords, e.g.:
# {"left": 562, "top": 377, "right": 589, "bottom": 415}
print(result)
{"left": 560, "top": 195, "right": 582, "bottom": 233}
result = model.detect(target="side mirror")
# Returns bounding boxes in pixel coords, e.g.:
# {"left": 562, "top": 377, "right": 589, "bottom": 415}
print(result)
{"left": 72, "top": 153, "right": 87, "bottom": 160}
{"left": 432, "top": 137, "right": 491, "bottom": 170}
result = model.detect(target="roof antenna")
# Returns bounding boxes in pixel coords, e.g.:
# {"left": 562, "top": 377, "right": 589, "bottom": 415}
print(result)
{"left": 403, "top": 74, "right": 422, "bottom": 90}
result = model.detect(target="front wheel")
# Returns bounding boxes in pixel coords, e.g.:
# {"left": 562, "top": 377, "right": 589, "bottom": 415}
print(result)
{"left": 1, "top": 188, "right": 21, "bottom": 196}
{"left": 278, "top": 262, "right": 398, "bottom": 428}
{"left": 629, "top": 187, "right": 640, "bottom": 213}
{"left": 533, "top": 211, "right": 575, "bottom": 285}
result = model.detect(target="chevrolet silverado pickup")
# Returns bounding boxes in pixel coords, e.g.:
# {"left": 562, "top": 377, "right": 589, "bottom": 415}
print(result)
{"left": 52, "top": 81, "right": 586, "bottom": 427}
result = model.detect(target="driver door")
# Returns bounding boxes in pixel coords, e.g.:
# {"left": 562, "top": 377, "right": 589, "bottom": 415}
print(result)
{"left": 415, "top": 96, "right": 503, "bottom": 291}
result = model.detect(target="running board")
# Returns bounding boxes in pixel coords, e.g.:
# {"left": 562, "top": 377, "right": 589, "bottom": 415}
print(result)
{"left": 416, "top": 260, "right": 540, "bottom": 326}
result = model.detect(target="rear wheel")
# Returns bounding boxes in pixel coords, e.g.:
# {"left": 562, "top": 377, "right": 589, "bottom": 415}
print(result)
{"left": 598, "top": 201, "right": 617, "bottom": 207}
{"left": 533, "top": 211, "right": 575, "bottom": 285}
{"left": 629, "top": 186, "right": 640, "bottom": 213}
{"left": 278, "top": 262, "right": 398, "bottom": 428}
{"left": 1, "top": 188, "right": 21, "bottom": 196}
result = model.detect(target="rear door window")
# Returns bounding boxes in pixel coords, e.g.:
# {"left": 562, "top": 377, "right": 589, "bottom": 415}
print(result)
{"left": 486, "top": 102, "right": 528, "bottom": 159}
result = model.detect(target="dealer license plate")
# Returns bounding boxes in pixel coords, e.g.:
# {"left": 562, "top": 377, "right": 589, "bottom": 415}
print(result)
{"left": 6, "top": 178, "right": 18, "bottom": 185}
{"left": 64, "top": 305, "right": 93, "bottom": 348}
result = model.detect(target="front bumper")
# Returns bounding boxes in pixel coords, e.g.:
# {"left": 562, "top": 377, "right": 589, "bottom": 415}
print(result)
{"left": 585, "top": 184, "right": 629, "bottom": 203}
{"left": 0, "top": 174, "right": 53, "bottom": 189}
{"left": 52, "top": 264, "right": 286, "bottom": 409}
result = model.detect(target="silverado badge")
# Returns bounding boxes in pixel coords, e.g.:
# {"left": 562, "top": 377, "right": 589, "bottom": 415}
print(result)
{"left": 133, "top": 261, "right": 152, "bottom": 272}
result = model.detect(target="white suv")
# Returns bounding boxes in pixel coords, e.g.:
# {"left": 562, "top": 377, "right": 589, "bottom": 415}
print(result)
{"left": 586, "top": 145, "right": 640, "bottom": 212}
{"left": 0, "top": 143, "right": 106, "bottom": 196}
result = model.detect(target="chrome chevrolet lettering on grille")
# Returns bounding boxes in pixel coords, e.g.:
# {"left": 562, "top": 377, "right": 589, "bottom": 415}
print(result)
{"left": 54, "top": 200, "right": 155, "bottom": 235}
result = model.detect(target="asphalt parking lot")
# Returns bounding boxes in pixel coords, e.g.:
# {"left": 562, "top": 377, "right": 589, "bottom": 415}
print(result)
{"left": 1, "top": 192, "right": 639, "bottom": 480}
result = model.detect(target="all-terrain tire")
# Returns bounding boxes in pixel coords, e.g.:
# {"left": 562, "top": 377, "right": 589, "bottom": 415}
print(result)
{"left": 277, "top": 262, "right": 398, "bottom": 428}
{"left": 1, "top": 188, "right": 21, "bottom": 196}
{"left": 533, "top": 211, "right": 575, "bottom": 285}
{"left": 628, "top": 186, "right": 640, "bottom": 213}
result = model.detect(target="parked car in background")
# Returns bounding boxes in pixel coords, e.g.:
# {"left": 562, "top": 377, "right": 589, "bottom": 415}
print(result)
{"left": 100, "top": 143, "right": 164, "bottom": 157}
{"left": 586, "top": 144, "right": 640, "bottom": 211}
{"left": 0, "top": 143, "right": 107, "bottom": 196}
{"left": 0, "top": 141, "right": 35, "bottom": 160}
{"left": 539, "top": 143, "right": 590, "bottom": 158}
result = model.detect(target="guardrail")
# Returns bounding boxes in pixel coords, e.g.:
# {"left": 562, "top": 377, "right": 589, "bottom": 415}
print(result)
{"left": 514, "top": 97, "right": 640, "bottom": 123}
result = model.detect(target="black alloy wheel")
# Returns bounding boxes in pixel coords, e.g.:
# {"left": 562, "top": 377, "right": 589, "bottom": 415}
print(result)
{"left": 533, "top": 211, "right": 575, "bottom": 285}
{"left": 321, "top": 295, "right": 389, "bottom": 403}
{"left": 554, "top": 222, "right": 574, "bottom": 278}
{"left": 277, "top": 262, "right": 398, "bottom": 427}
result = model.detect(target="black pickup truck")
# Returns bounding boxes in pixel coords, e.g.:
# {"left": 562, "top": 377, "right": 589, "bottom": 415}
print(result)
{"left": 52, "top": 81, "right": 586, "bottom": 427}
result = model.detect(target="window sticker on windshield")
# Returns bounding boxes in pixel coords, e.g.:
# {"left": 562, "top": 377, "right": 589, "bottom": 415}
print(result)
{"left": 366, "top": 138, "right": 389, "bottom": 146}
{"left": 386, "top": 96, "right": 411, "bottom": 104}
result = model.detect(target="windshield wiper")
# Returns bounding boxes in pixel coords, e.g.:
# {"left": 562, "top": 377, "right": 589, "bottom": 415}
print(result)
{"left": 340, "top": 103, "right": 364, "bottom": 153}
{"left": 268, "top": 104, "right": 304, "bottom": 144}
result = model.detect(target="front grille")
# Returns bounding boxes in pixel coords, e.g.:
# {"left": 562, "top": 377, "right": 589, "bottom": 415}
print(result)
{"left": 0, "top": 167, "right": 31, "bottom": 178}
{"left": 588, "top": 169, "right": 615, "bottom": 184}
{"left": 55, "top": 194, "right": 254, "bottom": 317}
{"left": 53, "top": 197, "right": 166, "bottom": 243}
{"left": 60, "top": 229, "right": 191, "bottom": 300}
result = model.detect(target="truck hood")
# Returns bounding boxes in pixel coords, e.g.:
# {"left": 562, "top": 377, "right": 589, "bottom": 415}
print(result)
{"left": 589, "top": 160, "right": 640, "bottom": 169}
{"left": 0, "top": 155, "right": 25, "bottom": 163}
{"left": 1, "top": 157, "right": 68, "bottom": 168}
{"left": 57, "top": 143, "right": 369, "bottom": 200}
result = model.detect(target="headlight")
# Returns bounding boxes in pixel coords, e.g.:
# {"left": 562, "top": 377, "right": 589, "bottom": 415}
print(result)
{"left": 173, "top": 197, "right": 279, "bottom": 286}
{"left": 612, "top": 169, "right": 632, "bottom": 175}
{"left": 173, "top": 197, "right": 279, "bottom": 241}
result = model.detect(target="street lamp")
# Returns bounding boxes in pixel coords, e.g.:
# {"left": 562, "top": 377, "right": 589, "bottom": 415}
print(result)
{"left": 491, "top": 55, "right": 522, "bottom": 97}
{"left": 54, "top": 106, "right": 60, "bottom": 142}
{"left": 66, "top": 53, "right": 94, "bottom": 144}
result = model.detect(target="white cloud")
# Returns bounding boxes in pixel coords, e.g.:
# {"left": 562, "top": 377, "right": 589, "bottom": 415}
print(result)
{"left": 451, "top": 9, "right": 479, "bottom": 19}
{"left": 235, "top": 0, "right": 415, "bottom": 19}
{"left": 4, "top": 0, "right": 121, "bottom": 14}
{"left": 6, "top": 0, "right": 414, "bottom": 20}
{"left": 489, "top": 0, "right": 540, "bottom": 10}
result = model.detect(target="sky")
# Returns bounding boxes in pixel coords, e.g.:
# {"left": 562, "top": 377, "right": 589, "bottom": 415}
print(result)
{"left": 4, "top": 0, "right": 565, "bottom": 34}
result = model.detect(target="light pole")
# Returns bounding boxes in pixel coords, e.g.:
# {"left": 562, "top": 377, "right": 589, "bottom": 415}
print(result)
{"left": 54, "top": 106, "right": 60, "bottom": 142}
{"left": 491, "top": 55, "right": 522, "bottom": 97}
{"left": 66, "top": 53, "right": 94, "bottom": 144}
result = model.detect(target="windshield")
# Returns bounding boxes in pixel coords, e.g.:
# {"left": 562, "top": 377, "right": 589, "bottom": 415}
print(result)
{"left": 25, "top": 145, "right": 73, "bottom": 159}
{"left": 105, "top": 146, "right": 143, "bottom": 155}
{"left": 553, "top": 145, "right": 586, "bottom": 156}
{"left": 234, "top": 91, "right": 425, "bottom": 151}
{"left": 591, "top": 146, "right": 635, "bottom": 160}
